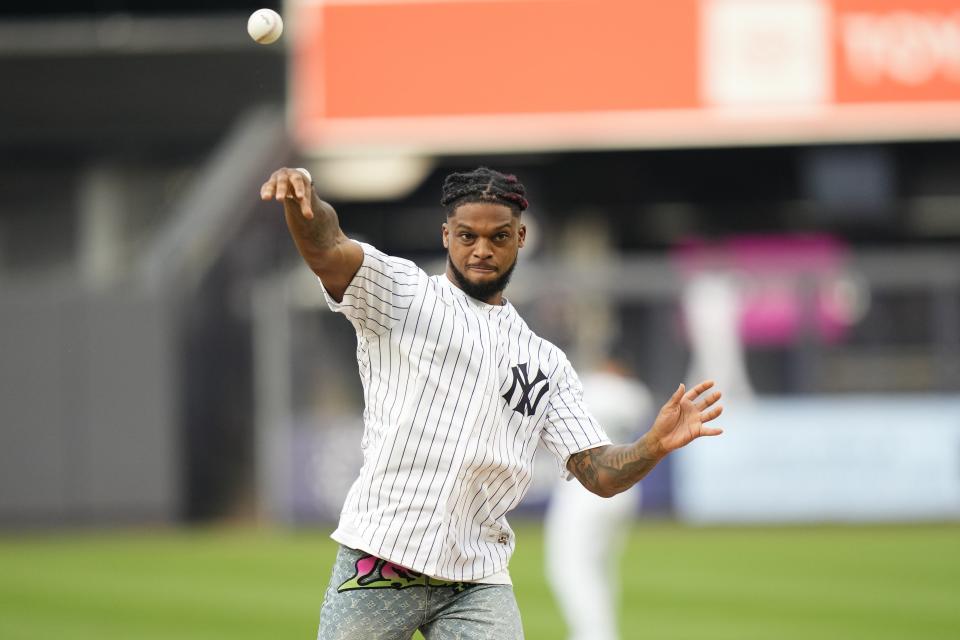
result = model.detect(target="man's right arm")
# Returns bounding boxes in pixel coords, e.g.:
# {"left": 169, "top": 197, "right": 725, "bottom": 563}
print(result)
{"left": 260, "top": 167, "right": 364, "bottom": 302}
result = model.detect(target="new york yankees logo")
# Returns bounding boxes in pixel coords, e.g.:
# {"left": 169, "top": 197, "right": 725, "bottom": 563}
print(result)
{"left": 502, "top": 362, "right": 550, "bottom": 417}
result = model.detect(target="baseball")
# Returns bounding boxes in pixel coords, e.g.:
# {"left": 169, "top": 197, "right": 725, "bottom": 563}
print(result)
{"left": 247, "top": 8, "right": 283, "bottom": 45}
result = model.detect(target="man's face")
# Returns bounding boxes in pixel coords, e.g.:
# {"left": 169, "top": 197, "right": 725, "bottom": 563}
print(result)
{"left": 442, "top": 202, "right": 526, "bottom": 301}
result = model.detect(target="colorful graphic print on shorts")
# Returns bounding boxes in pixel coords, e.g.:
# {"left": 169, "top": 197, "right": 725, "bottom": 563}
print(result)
{"left": 337, "top": 554, "right": 473, "bottom": 593}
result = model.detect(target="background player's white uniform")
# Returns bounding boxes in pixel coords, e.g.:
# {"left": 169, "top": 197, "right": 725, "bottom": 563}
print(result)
{"left": 544, "top": 368, "right": 653, "bottom": 640}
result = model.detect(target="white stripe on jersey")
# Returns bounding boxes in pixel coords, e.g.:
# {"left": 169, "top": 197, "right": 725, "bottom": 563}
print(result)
{"left": 319, "top": 241, "right": 610, "bottom": 582}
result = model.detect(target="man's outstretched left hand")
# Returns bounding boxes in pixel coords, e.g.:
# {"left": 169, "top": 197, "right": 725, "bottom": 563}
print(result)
{"left": 648, "top": 380, "right": 723, "bottom": 458}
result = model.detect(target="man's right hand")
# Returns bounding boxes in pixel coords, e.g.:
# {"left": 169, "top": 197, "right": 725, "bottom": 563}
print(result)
{"left": 260, "top": 167, "right": 363, "bottom": 302}
{"left": 260, "top": 167, "right": 314, "bottom": 219}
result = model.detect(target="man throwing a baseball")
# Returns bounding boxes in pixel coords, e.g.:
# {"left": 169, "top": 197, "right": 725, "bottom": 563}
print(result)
{"left": 260, "top": 166, "right": 724, "bottom": 640}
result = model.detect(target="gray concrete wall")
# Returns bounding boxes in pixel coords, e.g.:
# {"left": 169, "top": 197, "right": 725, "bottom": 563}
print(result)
{"left": 0, "top": 283, "right": 180, "bottom": 525}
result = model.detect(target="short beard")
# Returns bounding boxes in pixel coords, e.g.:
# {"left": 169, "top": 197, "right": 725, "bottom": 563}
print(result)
{"left": 448, "top": 255, "right": 517, "bottom": 303}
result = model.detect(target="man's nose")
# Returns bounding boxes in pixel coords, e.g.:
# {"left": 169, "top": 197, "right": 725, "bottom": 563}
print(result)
{"left": 473, "top": 238, "right": 494, "bottom": 259}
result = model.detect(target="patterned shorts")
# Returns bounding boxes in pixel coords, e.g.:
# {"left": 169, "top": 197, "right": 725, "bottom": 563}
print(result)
{"left": 317, "top": 546, "right": 524, "bottom": 640}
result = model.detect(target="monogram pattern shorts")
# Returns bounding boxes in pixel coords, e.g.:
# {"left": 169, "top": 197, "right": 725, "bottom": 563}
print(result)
{"left": 317, "top": 546, "right": 525, "bottom": 640}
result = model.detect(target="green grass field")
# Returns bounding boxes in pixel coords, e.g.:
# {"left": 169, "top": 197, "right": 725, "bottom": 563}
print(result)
{"left": 1, "top": 521, "right": 958, "bottom": 639}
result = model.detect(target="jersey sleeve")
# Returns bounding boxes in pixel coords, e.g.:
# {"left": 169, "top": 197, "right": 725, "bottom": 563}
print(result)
{"left": 318, "top": 241, "right": 421, "bottom": 336}
{"left": 539, "top": 355, "right": 612, "bottom": 478}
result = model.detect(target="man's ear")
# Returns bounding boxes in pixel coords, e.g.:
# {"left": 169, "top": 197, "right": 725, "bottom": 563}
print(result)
{"left": 441, "top": 222, "right": 449, "bottom": 249}
{"left": 518, "top": 223, "right": 526, "bottom": 248}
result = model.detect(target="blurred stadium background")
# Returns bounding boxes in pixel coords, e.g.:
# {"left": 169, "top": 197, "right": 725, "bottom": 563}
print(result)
{"left": 1, "top": 0, "right": 959, "bottom": 638}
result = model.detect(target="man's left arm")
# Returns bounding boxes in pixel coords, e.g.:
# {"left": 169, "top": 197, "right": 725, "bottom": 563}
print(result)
{"left": 567, "top": 381, "right": 723, "bottom": 498}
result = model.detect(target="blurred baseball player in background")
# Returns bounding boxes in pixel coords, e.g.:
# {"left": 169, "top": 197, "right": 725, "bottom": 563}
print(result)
{"left": 545, "top": 359, "right": 653, "bottom": 640}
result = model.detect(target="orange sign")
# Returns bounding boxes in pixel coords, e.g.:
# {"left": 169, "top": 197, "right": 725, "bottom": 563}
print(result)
{"left": 294, "top": 0, "right": 697, "bottom": 120}
{"left": 834, "top": 0, "right": 960, "bottom": 103}
{"left": 291, "top": 0, "right": 699, "bottom": 149}
{"left": 291, "top": 0, "right": 960, "bottom": 153}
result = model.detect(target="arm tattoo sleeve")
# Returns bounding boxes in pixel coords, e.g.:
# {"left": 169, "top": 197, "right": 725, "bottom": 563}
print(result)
{"left": 567, "top": 441, "right": 661, "bottom": 498}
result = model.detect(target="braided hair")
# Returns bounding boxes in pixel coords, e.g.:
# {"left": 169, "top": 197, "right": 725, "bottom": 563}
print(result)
{"left": 440, "top": 167, "right": 529, "bottom": 216}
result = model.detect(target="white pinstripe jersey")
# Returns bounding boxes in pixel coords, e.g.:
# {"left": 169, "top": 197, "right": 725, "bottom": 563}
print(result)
{"left": 320, "top": 242, "right": 610, "bottom": 582}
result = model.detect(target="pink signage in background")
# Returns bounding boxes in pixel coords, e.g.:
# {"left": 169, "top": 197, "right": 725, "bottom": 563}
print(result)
{"left": 674, "top": 234, "right": 864, "bottom": 345}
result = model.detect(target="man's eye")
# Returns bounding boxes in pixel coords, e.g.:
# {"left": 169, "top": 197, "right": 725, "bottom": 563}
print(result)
{"left": 459, "top": 234, "right": 474, "bottom": 241}
{"left": 496, "top": 233, "right": 509, "bottom": 240}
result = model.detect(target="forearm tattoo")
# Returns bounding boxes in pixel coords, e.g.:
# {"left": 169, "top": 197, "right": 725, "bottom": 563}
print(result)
{"left": 285, "top": 192, "right": 341, "bottom": 251}
{"left": 567, "top": 443, "right": 660, "bottom": 497}
{"left": 304, "top": 196, "right": 340, "bottom": 250}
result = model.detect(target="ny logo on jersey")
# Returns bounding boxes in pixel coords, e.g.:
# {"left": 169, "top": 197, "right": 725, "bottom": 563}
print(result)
{"left": 502, "top": 362, "right": 550, "bottom": 417}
